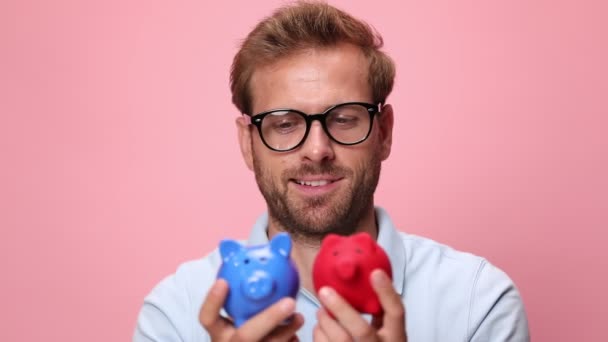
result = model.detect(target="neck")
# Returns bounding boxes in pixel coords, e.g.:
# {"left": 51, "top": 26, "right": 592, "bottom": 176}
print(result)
{"left": 267, "top": 205, "right": 378, "bottom": 293}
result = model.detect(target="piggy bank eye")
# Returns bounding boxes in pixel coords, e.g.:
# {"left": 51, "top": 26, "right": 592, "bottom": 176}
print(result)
{"left": 332, "top": 251, "right": 339, "bottom": 256}
{"left": 259, "top": 256, "right": 267, "bottom": 263}
{"left": 243, "top": 258, "right": 250, "bottom": 264}
{"left": 355, "top": 248, "right": 363, "bottom": 254}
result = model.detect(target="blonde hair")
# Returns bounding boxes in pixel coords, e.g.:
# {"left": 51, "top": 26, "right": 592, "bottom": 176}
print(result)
{"left": 230, "top": 1, "right": 395, "bottom": 114}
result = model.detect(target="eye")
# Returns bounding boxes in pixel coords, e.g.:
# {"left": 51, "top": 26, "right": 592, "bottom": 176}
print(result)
{"left": 277, "top": 121, "right": 295, "bottom": 130}
{"left": 265, "top": 112, "right": 303, "bottom": 135}
{"left": 355, "top": 248, "right": 363, "bottom": 254}
{"left": 335, "top": 115, "right": 358, "bottom": 124}
{"left": 243, "top": 258, "right": 250, "bottom": 264}
{"left": 327, "top": 105, "right": 367, "bottom": 130}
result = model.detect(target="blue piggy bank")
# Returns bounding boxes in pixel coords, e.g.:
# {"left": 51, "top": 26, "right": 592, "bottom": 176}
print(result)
{"left": 217, "top": 232, "right": 300, "bottom": 327}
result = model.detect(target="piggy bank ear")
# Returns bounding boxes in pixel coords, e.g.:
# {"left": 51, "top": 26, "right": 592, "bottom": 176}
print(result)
{"left": 322, "top": 234, "right": 342, "bottom": 248}
{"left": 352, "top": 232, "right": 375, "bottom": 250}
{"left": 219, "top": 239, "right": 243, "bottom": 262}
{"left": 270, "top": 232, "right": 292, "bottom": 258}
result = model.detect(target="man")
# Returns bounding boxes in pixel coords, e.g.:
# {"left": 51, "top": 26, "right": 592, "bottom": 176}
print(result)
{"left": 134, "top": 2, "right": 529, "bottom": 341}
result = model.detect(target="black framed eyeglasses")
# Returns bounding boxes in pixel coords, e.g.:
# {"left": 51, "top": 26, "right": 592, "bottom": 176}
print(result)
{"left": 244, "top": 102, "right": 381, "bottom": 152}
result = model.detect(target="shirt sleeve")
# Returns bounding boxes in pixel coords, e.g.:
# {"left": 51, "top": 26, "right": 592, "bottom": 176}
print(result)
{"left": 134, "top": 301, "right": 185, "bottom": 342}
{"left": 133, "top": 274, "right": 188, "bottom": 342}
{"left": 133, "top": 270, "right": 210, "bottom": 342}
{"left": 468, "top": 260, "right": 530, "bottom": 342}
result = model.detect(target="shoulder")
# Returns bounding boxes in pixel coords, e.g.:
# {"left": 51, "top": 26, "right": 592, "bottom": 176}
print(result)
{"left": 147, "top": 252, "right": 221, "bottom": 307}
{"left": 398, "top": 232, "right": 489, "bottom": 284}
{"left": 134, "top": 250, "right": 222, "bottom": 342}
{"left": 397, "top": 233, "right": 529, "bottom": 341}
{"left": 398, "top": 231, "right": 520, "bottom": 302}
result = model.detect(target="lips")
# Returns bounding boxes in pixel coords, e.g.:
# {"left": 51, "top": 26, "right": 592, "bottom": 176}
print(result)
{"left": 288, "top": 174, "right": 344, "bottom": 197}
{"left": 291, "top": 175, "right": 343, "bottom": 187}
{"left": 294, "top": 179, "right": 333, "bottom": 187}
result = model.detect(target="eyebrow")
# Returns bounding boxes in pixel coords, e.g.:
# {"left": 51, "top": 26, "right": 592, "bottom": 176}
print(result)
{"left": 257, "top": 101, "right": 357, "bottom": 114}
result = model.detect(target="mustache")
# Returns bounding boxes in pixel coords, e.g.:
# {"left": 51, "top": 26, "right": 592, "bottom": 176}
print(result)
{"left": 283, "top": 163, "right": 351, "bottom": 180}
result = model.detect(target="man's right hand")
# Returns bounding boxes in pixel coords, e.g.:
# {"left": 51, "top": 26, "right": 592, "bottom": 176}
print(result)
{"left": 199, "top": 279, "right": 304, "bottom": 342}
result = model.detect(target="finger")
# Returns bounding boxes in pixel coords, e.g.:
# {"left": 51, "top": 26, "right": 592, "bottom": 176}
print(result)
{"left": 371, "top": 314, "right": 383, "bottom": 330}
{"left": 313, "top": 322, "right": 331, "bottom": 342}
{"left": 370, "top": 270, "right": 406, "bottom": 336}
{"left": 316, "top": 307, "right": 351, "bottom": 341}
{"left": 264, "top": 313, "right": 304, "bottom": 342}
{"left": 318, "top": 287, "right": 377, "bottom": 340}
{"left": 232, "top": 297, "right": 297, "bottom": 341}
{"left": 199, "top": 279, "right": 233, "bottom": 335}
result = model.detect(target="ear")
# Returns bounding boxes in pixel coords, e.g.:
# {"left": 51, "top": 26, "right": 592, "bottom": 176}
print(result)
{"left": 377, "top": 104, "right": 394, "bottom": 161}
{"left": 236, "top": 116, "right": 254, "bottom": 171}
{"left": 270, "top": 232, "right": 292, "bottom": 257}
{"left": 219, "top": 239, "right": 243, "bottom": 262}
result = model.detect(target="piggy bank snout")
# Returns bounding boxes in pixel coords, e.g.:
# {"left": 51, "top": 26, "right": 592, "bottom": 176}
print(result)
{"left": 334, "top": 259, "right": 358, "bottom": 280}
{"left": 241, "top": 273, "right": 275, "bottom": 300}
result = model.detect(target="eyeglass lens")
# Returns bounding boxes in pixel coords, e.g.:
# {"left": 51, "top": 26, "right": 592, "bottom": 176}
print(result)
{"left": 260, "top": 103, "right": 372, "bottom": 151}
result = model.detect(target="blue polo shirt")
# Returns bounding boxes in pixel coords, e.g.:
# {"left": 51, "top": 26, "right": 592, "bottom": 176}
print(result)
{"left": 134, "top": 207, "right": 529, "bottom": 341}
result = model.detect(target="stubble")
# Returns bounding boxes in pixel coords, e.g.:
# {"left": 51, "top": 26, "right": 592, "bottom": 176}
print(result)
{"left": 253, "top": 154, "right": 381, "bottom": 244}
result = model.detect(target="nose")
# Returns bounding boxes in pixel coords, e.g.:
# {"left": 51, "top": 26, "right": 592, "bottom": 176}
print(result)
{"left": 299, "top": 121, "right": 335, "bottom": 162}
{"left": 335, "top": 259, "right": 358, "bottom": 280}
{"left": 242, "top": 273, "right": 275, "bottom": 300}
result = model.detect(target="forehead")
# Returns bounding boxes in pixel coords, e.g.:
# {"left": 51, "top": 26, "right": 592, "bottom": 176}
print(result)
{"left": 249, "top": 44, "right": 372, "bottom": 113}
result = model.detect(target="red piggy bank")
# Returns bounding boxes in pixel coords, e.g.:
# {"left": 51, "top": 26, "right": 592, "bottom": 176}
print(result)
{"left": 312, "top": 232, "right": 392, "bottom": 316}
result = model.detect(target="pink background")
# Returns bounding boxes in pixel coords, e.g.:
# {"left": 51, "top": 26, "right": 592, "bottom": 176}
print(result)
{"left": 1, "top": 0, "right": 607, "bottom": 340}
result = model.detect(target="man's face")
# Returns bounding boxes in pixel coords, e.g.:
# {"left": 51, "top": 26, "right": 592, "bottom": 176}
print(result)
{"left": 237, "top": 44, "right": 393, "bottom": 240}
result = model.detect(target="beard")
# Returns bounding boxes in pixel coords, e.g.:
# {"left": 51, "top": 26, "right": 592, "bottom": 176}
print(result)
{"left": 252, "top": 153, "right": 381, "bottom": 243}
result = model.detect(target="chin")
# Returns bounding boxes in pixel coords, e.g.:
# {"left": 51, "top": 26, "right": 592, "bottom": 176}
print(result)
{"left": 288, "top": 206, "right": 361, "bottom": 237}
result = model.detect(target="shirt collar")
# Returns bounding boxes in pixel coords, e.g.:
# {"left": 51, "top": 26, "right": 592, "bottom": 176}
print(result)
{"left": 246, "top": 207, "right": 406, "bottom": 295}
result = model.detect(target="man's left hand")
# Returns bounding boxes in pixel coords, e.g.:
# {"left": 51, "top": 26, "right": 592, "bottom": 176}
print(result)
{"left": 313, "top": 269, "right": 407, "bottom": 342}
